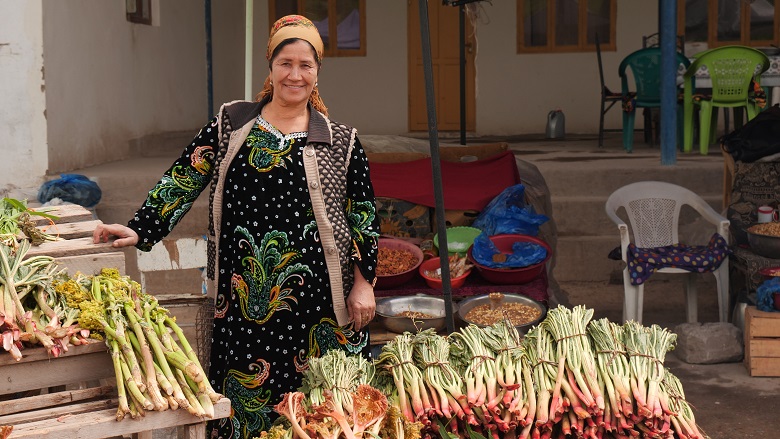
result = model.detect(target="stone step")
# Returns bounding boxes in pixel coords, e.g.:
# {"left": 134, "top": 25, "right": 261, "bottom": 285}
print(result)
{"left": 552, "top": 193, "right": 725, "bottom": 237}
{"left": 95, "top": 201, "right": 209, "bottom": 238}
{"left": 130, "top": 130, "right": 197, "bottom": 158}
{"left": 553, "top": 235, "right": 621, "bottom": 282}
{"left": 532, "top": 155, "right": 724, "bottom": 197}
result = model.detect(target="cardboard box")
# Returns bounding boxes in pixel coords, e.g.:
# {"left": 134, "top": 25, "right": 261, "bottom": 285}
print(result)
{"left": 376, "top": 197, "right": 432, "bottom": 239}
{"left": 432, "top": 209, "right": 481, "bottom": 229}
{"left": 744, "top": 306, "right": 780, "bottom": 377}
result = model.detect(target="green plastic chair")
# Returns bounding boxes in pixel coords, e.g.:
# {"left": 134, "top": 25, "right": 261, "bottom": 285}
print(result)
{"left": 682, "top": 46, "right": 770, "bottom": 155}
{"left": 619, "top": 47, "right": 691, "bottom": 152}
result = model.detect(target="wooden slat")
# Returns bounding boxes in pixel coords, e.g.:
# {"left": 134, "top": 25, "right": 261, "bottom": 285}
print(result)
{"left": 746, "top": 306, "right": 780, "bottom": 338}
{"left": 0, "top": 340, "right": 106, "bottom": 367}
{"left": 8, "top": 397, "right": 231, "bottom": 439}
{"left": 3, "top": 398, "right": 118, "bottom": 430}
{"left": 0, "top": 343, "right": 113, "bottom": 395}
{"left": 747, "top": 357, "right": 780, "bottom": 377}
{"left": 749, "top": 338, "right": 780, "bottom": 358}
{"left": 25, "top": 237, "right": 117, "bottom": 259}
{"left": 2, "top": 398, "right": 116, "bottom": 425}
{"left": 38, "top": 219, "right": 102, "bottom": 240}
{"left": 0, "top": 385, "right": 115, "bottom": 416}
{"left": 55, "top": 251, "right": 126, "bottom": 276}
{"left": 31, "top": 204, "right": 93, "bottom": 225}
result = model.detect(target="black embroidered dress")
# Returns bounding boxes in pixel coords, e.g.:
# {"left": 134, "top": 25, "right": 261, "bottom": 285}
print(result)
{"left": 127, "top": 114, "right": 379, "bottom": 439}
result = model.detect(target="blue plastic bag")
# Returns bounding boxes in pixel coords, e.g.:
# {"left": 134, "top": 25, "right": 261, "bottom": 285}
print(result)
{"left": 472, "top": 184, "right": 549, "bottom": 236}
{"left": 37, "top": 174, "right": 102, "bottom": 208}
{"left": 756, "top": 277, "right": 780, "bottom": 312}
{"left": 470, "top": 232, "right": 547, "bottom": 269}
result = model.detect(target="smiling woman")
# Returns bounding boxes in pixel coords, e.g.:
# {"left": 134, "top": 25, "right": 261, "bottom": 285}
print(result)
{"left": 93, "top": 14, "right": 380, "bottom": 439}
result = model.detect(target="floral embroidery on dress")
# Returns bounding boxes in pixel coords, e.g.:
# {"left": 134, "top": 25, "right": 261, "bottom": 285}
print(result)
{"left": 145, "top": 145, "right": 214, "bottom": 231}
{"left": 246, "top": 116, "right": 307, "bottom": 172}
{"left": 217, "top": 359, "right": 273, "bottom": 438}
{"left": 231, "top": 226, "right": 309, "bottom": 324}
{"left": 293, "top": 317, "right": 368, "bottom": 371}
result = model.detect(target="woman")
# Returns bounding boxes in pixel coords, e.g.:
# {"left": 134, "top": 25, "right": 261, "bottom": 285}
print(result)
{"left": 93, "top": 15, "right": 379, "bottom": 437}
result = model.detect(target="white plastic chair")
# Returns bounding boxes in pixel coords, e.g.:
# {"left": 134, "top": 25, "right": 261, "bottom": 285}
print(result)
{"left": 605, "top": 181, "right": 730, "bottom": 324}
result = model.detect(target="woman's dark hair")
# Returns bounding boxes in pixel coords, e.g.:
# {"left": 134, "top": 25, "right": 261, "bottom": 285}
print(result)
{"left": 268, "top": 38, "right": 321, "bottom": 69}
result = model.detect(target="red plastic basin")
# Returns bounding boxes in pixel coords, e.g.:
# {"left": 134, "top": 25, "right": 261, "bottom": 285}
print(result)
{"left": 467, "top": 234, "right": 551, "bottom": 285}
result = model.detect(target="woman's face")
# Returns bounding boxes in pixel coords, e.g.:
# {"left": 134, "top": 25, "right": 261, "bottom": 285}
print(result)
{"left": 269, "top": 40, "right": 319, "bottom": 108}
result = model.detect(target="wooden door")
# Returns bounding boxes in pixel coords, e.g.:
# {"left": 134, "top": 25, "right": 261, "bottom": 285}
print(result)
{"left": 408, "top": 1, "right": 476, "bottom": 132}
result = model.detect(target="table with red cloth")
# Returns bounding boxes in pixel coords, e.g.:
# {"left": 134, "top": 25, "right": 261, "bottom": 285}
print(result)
{"left": 369, "top": 150, "right": 521, "bottom": 211}
{"left": 368, "top": 151, "right": 549, "bottom": 335}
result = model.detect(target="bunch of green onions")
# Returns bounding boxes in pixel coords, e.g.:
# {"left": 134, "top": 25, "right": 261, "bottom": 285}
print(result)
{"left": 76, "top": 269, "right": 222, "bottom": 421}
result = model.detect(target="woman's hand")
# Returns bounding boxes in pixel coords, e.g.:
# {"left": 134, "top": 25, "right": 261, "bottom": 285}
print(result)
{"left": 93, "top": 223, "right": 139, "bottom": 248}
{"left": 346, "top": 267, "right": 376, "bottom": 330}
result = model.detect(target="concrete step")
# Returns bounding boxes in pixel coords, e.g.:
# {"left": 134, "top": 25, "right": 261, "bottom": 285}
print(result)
{"left": 95, "top": 201, "right": 209, "bottom": 238}
{"left": 552, "top": 193, "right": 725, "bottom": 237}
{"left": 130, "top": 130, "right": 197, "bottom": 158}
{"left": 553, "top": 235, "right": 621, "bottom": 282}
{"left": 531, "top": 154, "right": 724, "bottom": 197}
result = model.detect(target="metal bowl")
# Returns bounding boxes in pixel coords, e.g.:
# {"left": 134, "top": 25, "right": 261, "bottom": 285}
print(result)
{"left": 746, "top": 228, "right": 780, "bottom": 259}
{"left": 457, "top": 293, "right": 546, "bottom": 334}
{"left": 375, "top": 295, "right": 458, "bottom": 333}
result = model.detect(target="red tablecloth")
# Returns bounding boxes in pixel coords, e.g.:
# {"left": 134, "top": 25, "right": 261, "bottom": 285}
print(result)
{"left": 369, "top": 151, "right": 521, "bottom": 210}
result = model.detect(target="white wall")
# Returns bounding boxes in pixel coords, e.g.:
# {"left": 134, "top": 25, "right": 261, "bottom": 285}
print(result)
{"left": 0, "top": 0, "right": 48, "bottom": 196}
{"left": 216, "top": 1, "right": 660, "bottom": 136}
{"left": 42, "top": 0, "right": 208, "bottom": 173}
{"left": 211, "top": 1, "right": 408, "bottom": 135}
{"left": 474, "top": 0, "right": 659, "bottom": 135}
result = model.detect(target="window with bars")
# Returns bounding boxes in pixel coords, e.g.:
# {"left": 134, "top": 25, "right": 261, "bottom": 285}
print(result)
{"left": 269, "top": 0, "right": 366, "bottom": 57}
{"left": 517, "top": 0, "right": 617, "bottom": 53}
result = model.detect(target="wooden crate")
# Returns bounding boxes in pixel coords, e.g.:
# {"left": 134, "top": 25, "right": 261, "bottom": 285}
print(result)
{"left": 0, "top": 342, "right": 230, "bottom": 439}
{"left": 29, "top": 204, "right": 126, "bottom": 275}
{"left": 0, "top": 205, "right": 230, "bottom": 437}
{"left": 744, "top": 306, "right": 780, "bottom": 377}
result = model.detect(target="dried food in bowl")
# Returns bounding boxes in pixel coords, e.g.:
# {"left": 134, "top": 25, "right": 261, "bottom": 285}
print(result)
{"left": 746, "top": 224, "right": 780, "bottom": 260}
{"left": 419, "top": 255, "right": 473, "bottom": 289}
{"left": 376, "top": 237, "right": 424, "bottom": 289}
{"left": 467, "top": 234, "right": 551, "bottom": 284}
{"left": 758, "top": 266, "right": 780, "bottom": 278}
{"left": 457, "top": 292, "right": 546, "bottom": 334}
{"left": 375, "top": 295, "right": 458, "bottom": 333}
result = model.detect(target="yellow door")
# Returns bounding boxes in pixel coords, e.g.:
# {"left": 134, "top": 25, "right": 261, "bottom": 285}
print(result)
{"left": 408, "top": 1, "right": 476, "bottom": 132}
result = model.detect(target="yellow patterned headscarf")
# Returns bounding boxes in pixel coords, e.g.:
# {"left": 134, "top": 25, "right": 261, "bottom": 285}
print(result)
{"left": 258, "top": 15, "right": 328, "bottom": 116}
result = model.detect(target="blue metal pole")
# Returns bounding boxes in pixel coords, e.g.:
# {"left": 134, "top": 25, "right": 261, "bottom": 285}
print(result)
{"left": 659, "top": 0, "right": 677, "bottom": 165}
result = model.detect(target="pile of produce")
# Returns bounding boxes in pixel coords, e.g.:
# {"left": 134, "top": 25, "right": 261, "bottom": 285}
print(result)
{"left": 0, "top": 199, "right": 74, "bottom": 360}
{"left": 0, "top": 198, "right": 60, "bottom": 247}
{"left": 0, "top": 199, "right": 221, "bottom": 422}
{"left": 64, "top": 268, "right": 222, "bottom": 420}
{"left": 267, "top": 305, "right": 707, "bottom": 439}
